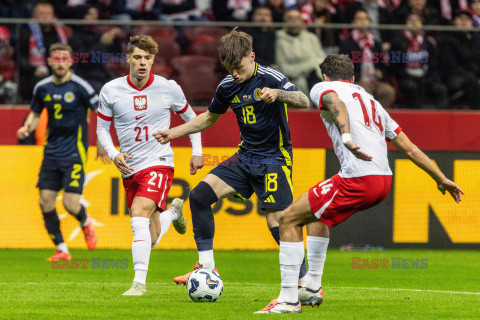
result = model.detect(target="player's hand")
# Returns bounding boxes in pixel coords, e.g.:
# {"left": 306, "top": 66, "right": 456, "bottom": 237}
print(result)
{"left": 95, "top": 146, "right": 111, "bottom": 164}
{"left": 17, "top": 125, "right": 30, "bottom": 140}
{"left": 260, "top": 87, "right": 278, "bottom": 103}
{"left": 153, "top": 129, "right": 173, "bottom": 144}
{"left": 344, "top": 140, "right": 372, "bottom": 161}
{"left": 190, "top": 155, "right": 204, "bottom": 175}
{"left": 437, "top": 179, "right": 464, "bottom": 203}
{"left": 114, "top": 153, "right": 133, "bottom": 175}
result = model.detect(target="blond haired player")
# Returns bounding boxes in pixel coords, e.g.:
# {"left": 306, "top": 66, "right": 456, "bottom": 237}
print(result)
{"left": 256, "top": 54, "right": 463, "bottom": 314}
{"left": 96, "top": 35, "right": 204, "bottom": 295}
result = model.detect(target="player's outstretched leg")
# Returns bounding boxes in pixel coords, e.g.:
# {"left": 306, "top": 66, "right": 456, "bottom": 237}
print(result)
{"left": 39, "top": 189, "right": 71, "bottom": 261}
{"left": 299, "top": 222, "right": 329, "bottom": 307}
{"left": 63, "top": 192, "right": 97, "bottom": 250}
{"left": 256, "top": 192, "right": 316, "bottom": 314}
{"left": 123, "top": 197, "right": 156, "bottom": 296}
{"left": 173, "top": 181, "right": 219, "bottom": 284}
{"left": 268, "top": 223, "right": 307, "bottom": 285}
{"left": 151, "top": 198, "right": 186, "bottom": 248}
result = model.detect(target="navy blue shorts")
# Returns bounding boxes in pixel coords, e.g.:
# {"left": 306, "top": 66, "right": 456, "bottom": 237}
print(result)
{"left": 36, "top": 156, "right": 85, "bottom": 194}
{"left": 209, "top": 154, "right": 293, "bottom": 211}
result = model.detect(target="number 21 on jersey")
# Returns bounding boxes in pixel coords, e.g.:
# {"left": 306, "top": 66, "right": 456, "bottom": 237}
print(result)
{"left": 352, "top": 93, "right": 384, "bottom": 134}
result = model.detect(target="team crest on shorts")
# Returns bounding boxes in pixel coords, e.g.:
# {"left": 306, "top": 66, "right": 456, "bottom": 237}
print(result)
{"left": 133, "top": 95, "right": 147, "bottom": 111}
{"left": 254, "top": 88, "right": 262, "bottom": 101}
{"left": 64, "top": 92, "right": 75, "bottom": 103}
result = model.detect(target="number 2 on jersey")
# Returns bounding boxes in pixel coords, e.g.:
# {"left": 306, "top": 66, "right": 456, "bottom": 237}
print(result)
{"left": 352, "top": 93, "right": 384, "bottom": 134}
{"left": 134, "top": 126, "right": 149, "bottom": 142}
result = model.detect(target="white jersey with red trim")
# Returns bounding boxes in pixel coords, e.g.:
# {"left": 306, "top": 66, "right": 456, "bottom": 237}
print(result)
{"left": 310, "top": 80, "right": 402, "bottom": 178}
{"left": 98, "top": 74, "right": 190, "bottom": 176}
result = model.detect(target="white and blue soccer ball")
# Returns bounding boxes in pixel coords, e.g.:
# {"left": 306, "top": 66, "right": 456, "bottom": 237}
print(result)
{"left": 186, "top": 268, "right": 223, "bottom": 302}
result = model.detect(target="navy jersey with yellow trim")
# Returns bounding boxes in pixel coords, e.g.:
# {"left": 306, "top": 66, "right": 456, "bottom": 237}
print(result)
{"left": 209, "top": 64, "right": 298, "bottom": 165}
{"left": 31, "top": 74, "right": 98, "bottom": 160}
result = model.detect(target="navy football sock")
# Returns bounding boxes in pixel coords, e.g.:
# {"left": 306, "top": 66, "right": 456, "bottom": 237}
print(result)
{"left": 190, "top": 182, "right": 218, "bottom": 251}
{"left": 270, "top": 226, "right": 307, "bottom": 279}
{"left": 42, "top": 209, "right": 64, "bottom": 245}
{"left": 72, "top": 205, "right": 87, "bottom": 225}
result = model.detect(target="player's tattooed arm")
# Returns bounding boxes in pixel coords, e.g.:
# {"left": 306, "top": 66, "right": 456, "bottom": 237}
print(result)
{"left": 322, "top": 92, "right": 348, "bottom": 134}
{"left": 260, "top": 87, "right": 310, "bottom": 108}
{"left": 275, "top": 90, "right": 310, "bottom": 108}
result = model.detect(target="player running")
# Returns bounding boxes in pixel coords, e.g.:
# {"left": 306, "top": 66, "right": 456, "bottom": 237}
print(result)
{"left": 256, "top": 54, "right": 464, "bottom": 314}
{"left": 96, "top": 35, "right": 204, "bottom": 296}
{"left": 17, "top": 43, "right": 106, "bottom": 261}
{"left": 153, "top": 28, "right": 310, "bottom": 284}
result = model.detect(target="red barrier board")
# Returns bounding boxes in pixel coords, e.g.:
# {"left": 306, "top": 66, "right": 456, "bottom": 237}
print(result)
{"left": 1, "top": 106, "right": 479, "bottom": 151}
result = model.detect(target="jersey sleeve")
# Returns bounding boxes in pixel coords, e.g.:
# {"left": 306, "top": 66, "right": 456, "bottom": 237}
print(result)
{"left": 208, "top": 83, "right": 229, "bottom": 115}
{"left": 382, "top": 107, "right": 402, "bottom": 141}
{"left": 310, "top": 82, "right": 337, "bottom": 110}
{"left": 30, "top": 84, "right": 44, "bottom": 114}
{"left": 78, "top": 79, "right": 99, "bottom": 111}
{"left": 168, "top": 80, "right": 190, "bottom": 114}
{"left": 97, "top": 85, "right": 113, "bottom": 121}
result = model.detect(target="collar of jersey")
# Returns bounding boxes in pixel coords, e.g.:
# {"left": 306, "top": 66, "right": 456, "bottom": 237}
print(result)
{"left": 127, "top": 73, "right": 154, "bottom": 91}
{"left": 52, "top": 72, "right": 72, "bottom": 85}
{"left": 339, "top": 80, "right": 352, "bottom": 84}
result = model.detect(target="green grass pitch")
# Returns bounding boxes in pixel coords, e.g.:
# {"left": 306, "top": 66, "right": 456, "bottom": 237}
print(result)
{"left": 0, "top": 249, "right": 478, "bottom": 319}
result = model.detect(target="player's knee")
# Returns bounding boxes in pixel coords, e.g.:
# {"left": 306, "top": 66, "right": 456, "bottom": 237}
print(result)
{"left": 279, "top": 208, "right": 295, "bottom": 228}
{"left": 39, "top": 196, "right": 55, "bottom": 212}
{"left": 62, "top": 196, "right": 80, "bottom": 214}
{"left": 189, "top": 182, "right": 217, "bottom": 210}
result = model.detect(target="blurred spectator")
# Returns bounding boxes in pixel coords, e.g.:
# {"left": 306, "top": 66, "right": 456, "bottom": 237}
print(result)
{"left": 48, "top": 0, "right": 101, "bottom": 19}
{"left": 339, "top": 9, "right": 395, "bottom": 107}
{"left": 212, "top": 0, "right": 254, "bottom": 21}
{"left": 245, "top": 6, "right": 277, "bottom": 66}
{"left": 275, "top": 9, "right": 326, "bottom": 94}
{"left": 18, "top": 2, "right": 69, "bottom": 102}
{"left": 0, "top": 26, "right": 17, "bottom": 104}
{"left": 345, "top": 0, "right": 394, "bottom": 44}
{"left": 266, "top": 0, "right": 290, "bottom": 22}
{"left": 69, "top": 6, "right": 123, "bottom": 92}
{"left": 471, "top": 0, "right": 480, "bottom": 26}
{"left": 389, "top": 13, "right": 448, "bottom": 108}
{"left": 438, "top": 10, "right": 480, "bottom": 108}
{"left": 160, "top": 0, "right": 203, "bottom": 20}
{"left": 393, "top": 0, "right": 441, "bottom": 25}
{"left": 428, "top": 0, "right": 468, "bottom": 23}
{"left": 301, "top": 0, "right": 345, "bottom": 49}
{"left": 257, "top": 0, "right": 297, "bottom": 9}
{"left": 110, "top": 0, "right": 161, "bottom": 20}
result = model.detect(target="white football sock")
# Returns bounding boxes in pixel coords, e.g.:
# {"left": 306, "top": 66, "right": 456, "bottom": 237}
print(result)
{"left": 278, "top": 241, "right": 304, "bottom": 304}
{"left": 198, "top": 250, "right": 215, "bottom": 269}
{"left": 305, "top": 236, "right": 329, "bottom": 290}
{"left": 56, "top": 242, "right": 69, "bottom": 253}
{"left": 151, "top": 208, "right": 178, "bottom": 248}
{"left": 131, "top": 217, "right": 151, "bottom": 285}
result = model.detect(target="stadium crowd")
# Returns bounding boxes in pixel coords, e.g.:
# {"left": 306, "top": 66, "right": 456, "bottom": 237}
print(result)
{"left": 0, "top": 0, "right": 480, "bottom": 108}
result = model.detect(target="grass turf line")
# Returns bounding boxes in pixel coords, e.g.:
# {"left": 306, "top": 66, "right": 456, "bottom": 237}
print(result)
{"left": 0, "top": 249, "right": 478, "bottom": 319}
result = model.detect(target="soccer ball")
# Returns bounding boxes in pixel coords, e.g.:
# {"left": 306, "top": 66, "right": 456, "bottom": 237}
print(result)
{"left": 186, "top": 268, "right": 223, "bottom": 302}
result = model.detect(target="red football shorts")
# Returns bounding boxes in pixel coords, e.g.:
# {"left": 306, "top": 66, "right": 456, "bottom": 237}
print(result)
{"left": 308, "top": 174, "right": 392, "bottom": 228}
{"left": 123, "top": 166, "right": 174, "bottom": 212}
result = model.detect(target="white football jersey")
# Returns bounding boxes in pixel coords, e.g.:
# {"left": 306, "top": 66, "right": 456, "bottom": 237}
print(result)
{"left": 310, "top": 81, "right": 402, "bottom": 178}
{"left": 98, "top": 74, "right": 189, "bottom": 176}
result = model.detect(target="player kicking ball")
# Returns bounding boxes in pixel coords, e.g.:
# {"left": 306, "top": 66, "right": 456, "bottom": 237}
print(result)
{"left": 154, "top": 28, "right": 310, "bottom": 285}
{"left": 256, "top": 54, "right": 464, "bottom": 313}
{"left": 96, "top": 35, "right": 204, "bottom": 295}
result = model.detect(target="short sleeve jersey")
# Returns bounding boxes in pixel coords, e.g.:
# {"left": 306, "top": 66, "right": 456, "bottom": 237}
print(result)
{"left": 31, "top": 74, "right": 98, "bottom": 160}
{"left": 310, "top": 80, "right": 402, "bottom": 178}
{"left": 98, "top": 74, "right": 190, "bottom": 176}
{"left": 209, "top": 63, "right": 299, "bottom": 165}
